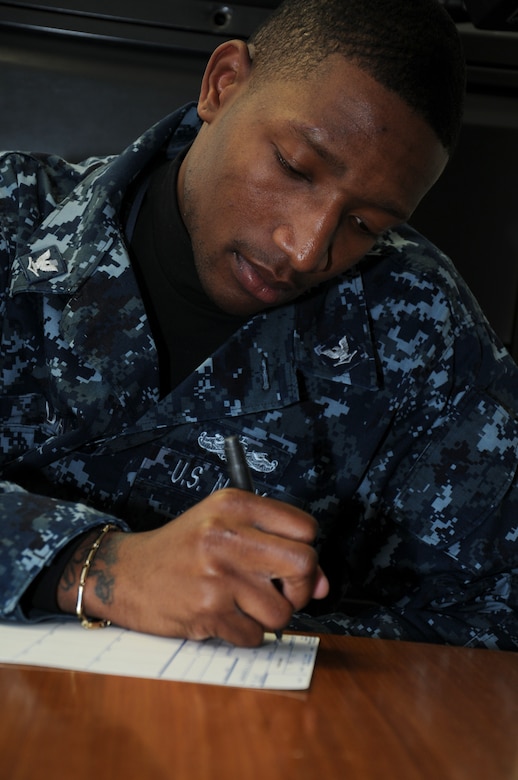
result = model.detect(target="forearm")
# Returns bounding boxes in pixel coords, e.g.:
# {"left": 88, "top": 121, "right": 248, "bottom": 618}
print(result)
{"left": 53, "top": 489, "right": 329, "bottom": 645}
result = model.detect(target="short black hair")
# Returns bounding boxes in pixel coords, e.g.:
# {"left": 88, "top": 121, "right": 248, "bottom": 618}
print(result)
{"left": 248, "top": 0, "right": 466, "bottom": 153}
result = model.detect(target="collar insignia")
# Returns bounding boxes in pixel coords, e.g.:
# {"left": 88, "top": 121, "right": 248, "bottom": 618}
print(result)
{"left": 19, "top": 246, "right": 67, "bottom": 284}
{"left": 315, "top": 335, "right": 358, "bottom": 366}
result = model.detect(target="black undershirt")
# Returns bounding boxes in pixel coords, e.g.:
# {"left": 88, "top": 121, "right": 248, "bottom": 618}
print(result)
{"left": 23, "top": 150, "right": 246, "bottom": 615}
{"left": 130, "top": 153, "right": 247, "bottom": 395}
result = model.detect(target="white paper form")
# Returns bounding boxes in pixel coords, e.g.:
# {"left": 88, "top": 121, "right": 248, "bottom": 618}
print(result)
{"left": 0, "top": 622, "right": 319, "bottom": 690}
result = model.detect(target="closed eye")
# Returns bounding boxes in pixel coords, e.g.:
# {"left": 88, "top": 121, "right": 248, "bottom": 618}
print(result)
{"left": 350, "top": 215, "right": 380, "bottom": 240}
{"left": 276, "top": 151, "right": 311, "bottom": 182}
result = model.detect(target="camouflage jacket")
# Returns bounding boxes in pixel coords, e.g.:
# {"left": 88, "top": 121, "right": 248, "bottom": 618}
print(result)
{"left": 1, "top": 104, "right": 517, "bottom": 649}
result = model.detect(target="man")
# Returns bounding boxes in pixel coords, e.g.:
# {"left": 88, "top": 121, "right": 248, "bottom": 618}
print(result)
{"left": 1, "top": 0, "right": 516, "bottom": 649}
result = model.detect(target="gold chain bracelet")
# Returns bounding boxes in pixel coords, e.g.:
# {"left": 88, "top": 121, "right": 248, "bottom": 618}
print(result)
{"left": 75, "top": 523, "right": 119, "bottom": 629}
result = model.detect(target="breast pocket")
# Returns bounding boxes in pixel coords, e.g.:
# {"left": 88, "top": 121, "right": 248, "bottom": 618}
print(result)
{"left": 123, "top": 425, "right": 306, "bottom": 532}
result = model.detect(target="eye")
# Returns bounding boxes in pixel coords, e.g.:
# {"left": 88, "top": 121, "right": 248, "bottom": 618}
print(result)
{"left": 350, "top": 215, "right": 379, "bottom": 240}
{"left": 276, "top": 150, "right": 311, "bottom": 182}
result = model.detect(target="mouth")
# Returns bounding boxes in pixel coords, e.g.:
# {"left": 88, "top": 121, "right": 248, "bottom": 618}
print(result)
{"left": 232, "top": 252, "right": 296, "bottom": 307}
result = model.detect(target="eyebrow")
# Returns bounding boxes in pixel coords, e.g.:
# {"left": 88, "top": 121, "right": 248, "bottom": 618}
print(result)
{"left": 290, "top": 123, "right": 347, "bottom": 174}
{"left": 289, "top": 122, "right": 409, "bottom": 222}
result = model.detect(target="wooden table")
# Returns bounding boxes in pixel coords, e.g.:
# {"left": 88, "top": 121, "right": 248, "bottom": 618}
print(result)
{"left": 1, "top": 634, "right": 517, "bottom": 780}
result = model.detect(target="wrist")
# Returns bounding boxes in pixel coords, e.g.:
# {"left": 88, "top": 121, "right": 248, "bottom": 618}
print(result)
{"left": 57, "top": 525, "right": 123, "bottom": 624}
{"left": 75, "top": 523, "right": 119, "bottom": 628}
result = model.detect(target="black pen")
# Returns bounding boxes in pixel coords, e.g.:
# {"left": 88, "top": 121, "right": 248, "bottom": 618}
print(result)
{"left": 224, "top": 435, "right": 283, "bottom": 642}
{"left": 224, "top": 434, "right": 254, "bottom": 492}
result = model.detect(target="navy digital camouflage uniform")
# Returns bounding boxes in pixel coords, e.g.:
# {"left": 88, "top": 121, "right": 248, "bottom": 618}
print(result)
{"left": 1, "top": 103, "right": 517, "bottom": 649}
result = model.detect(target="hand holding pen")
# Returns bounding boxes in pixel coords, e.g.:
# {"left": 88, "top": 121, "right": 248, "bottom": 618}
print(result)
{"left": 224, "top": 435, "right": 327, "bottom": 642}
{"left": 70, "top": 437, "right": 329, "bottom": 647}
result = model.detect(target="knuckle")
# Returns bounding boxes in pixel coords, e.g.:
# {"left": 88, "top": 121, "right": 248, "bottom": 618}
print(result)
{"left": 200, "top": 519, "right": 238, "bottom": 563}
{"left": 209, "top": 486, "right": 247, "bottom": 511}
{"left": 297, "top": 543, "right": 318, "bottom": 574}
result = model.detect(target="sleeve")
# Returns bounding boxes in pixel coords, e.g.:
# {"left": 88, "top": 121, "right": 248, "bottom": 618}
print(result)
{"left": 20, "top": 532, "right": 89, "bottom": 617}
{"left": 0, "top": 481, "right": 129, "bottom": 622}
{"left": 0, "top": 152, "right": 129, "bottom": 622}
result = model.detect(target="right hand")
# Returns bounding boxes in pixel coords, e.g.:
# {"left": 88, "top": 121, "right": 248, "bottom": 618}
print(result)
{"left": 58, "top": 488, "right": 329, "bottom": 646}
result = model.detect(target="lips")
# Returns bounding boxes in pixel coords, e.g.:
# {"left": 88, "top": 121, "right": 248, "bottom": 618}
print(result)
{"left": 233, "top": 252, "right": 295, "bottom": 306}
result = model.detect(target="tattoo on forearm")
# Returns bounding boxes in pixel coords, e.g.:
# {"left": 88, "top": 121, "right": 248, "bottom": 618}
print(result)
{"left": 58, "top": 529, "right": 120, "bottom": 610}
{"left": 92, "top": 534, "right": 118, "bottom": 606}
{"left": 60, "top": 533, "right": 97, "bottom": 595}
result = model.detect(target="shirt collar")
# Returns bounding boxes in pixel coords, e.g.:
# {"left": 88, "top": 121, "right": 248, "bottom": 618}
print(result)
{"left": 9, "top": 104, "right": 201, "bottom": 297}
{"left": 98, "top": 267, "right": 380, "bottom": 452}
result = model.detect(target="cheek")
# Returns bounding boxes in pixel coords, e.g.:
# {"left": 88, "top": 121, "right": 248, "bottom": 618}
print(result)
{"left": 240, "top": 167, "right": 277, "bottom": 207}
{"left": 209, "top": 159, "right": 268, "bottom": 216}
{"left": 230, "top": 151, "right": 290, "bottom": 213}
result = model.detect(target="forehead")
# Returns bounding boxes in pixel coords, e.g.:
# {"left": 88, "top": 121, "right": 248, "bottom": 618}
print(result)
{"left": 244, "top": 56, "right": 447, "bottom": 208}
{"left": 254, "top": 55, "right": 431, "bottom": 144}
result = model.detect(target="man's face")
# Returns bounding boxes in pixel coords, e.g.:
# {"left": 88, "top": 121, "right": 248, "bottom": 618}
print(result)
{"left": 178, "top": 45, "right": 448, "bottom": 317}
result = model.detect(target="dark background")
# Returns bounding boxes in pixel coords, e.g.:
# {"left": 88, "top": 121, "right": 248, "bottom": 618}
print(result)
{"left": 1, "top": 1, "right": 517, "bottom": 357}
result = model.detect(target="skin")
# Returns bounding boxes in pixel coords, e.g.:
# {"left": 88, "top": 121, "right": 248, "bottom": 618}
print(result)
{"left": 58, "top": 40, "right": 448, "bottom": 646}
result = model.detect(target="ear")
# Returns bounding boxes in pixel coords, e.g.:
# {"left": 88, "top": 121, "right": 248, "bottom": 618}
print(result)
{"left": 197, "top": 40, "right": 253, "bottom": 123}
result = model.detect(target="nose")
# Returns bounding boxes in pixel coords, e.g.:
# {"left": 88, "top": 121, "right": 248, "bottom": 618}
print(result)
{"left": 272, "top": 207, "right": 338, "bottom": 274}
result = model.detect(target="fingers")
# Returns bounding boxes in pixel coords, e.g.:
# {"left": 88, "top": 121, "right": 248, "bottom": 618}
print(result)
{"left": 220, "top": 488, "right": 319, "bottom": 545}
{"left": 184, "top": 489, "right": 328, "bottom": 635}
{"left": 312, "top": 566, "right": 330, "bottom": 600}
{"left": 189, "top": 575, "right": 297, "bottom": 646}
{"left": 236, "top": 529, "right": 321, "bottom": 611}
{"left": 192, "top": 497, "right": 320, "bottom": 611}
{"left": 173, "top": 602, "right": 268, "bottom": 648}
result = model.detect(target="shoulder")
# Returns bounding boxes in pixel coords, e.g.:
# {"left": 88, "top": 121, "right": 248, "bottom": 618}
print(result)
{"left": 363, "top": 224, "right": 466, "bottom": 315}
{"left": 360, "top": 224, "right": 490, "bottom": 353}
{"left": 0, "top": 150, "right": 108, "bottom": 210}
{"left": 0, "top": 151, "right": 111, "bottom": 260}
{"left": 331, "top": 224, "right": 516, "bottom": 398}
